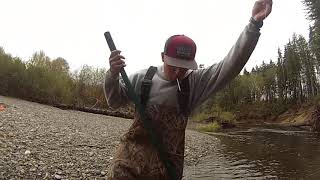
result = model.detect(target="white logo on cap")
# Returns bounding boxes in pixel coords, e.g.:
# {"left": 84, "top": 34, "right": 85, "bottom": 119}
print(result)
{"left": 176, "top": 46, "right": 192, "bottom": 58}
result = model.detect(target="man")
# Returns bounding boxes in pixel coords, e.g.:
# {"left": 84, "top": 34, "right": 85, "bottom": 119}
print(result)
{"left": 105, "top": 0, "right": 273, "bottom": 179}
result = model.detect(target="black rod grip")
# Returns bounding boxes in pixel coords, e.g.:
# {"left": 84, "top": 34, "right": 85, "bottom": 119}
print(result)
{"left": 104, "top": 31, "right": 117, "bottom": 51}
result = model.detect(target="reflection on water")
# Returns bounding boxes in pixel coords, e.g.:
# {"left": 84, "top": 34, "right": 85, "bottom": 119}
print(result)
{"left": 184, "top": 128, "right": 320, "bottom": 179}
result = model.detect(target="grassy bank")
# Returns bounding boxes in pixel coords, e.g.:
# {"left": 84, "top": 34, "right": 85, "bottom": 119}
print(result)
{"left": 191, "top": 98, "right": 320, "bottom": 132}
{"left": 191, "top": 108, "right": 235, "bottom": 132}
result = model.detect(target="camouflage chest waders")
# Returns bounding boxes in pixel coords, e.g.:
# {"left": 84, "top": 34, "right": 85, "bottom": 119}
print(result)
{"left": 108, "top": 66, "right": 190, "bottom": 180}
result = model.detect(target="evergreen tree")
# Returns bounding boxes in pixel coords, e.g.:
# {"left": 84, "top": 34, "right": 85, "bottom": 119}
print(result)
{"left": 303, "top": 0, "right": 320, "bottom": 21}
{"left": 276, "top": 48, "right": 287, "bottom": 101}
{"left": 296, "top": 35, "right": 318, "bottom": 97}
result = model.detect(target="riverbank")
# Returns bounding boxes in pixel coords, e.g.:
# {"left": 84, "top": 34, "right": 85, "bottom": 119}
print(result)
{"left": 191, "top": 101, "right": 320, "bottom": 134}
{"left": 0, "top": 96, "right": 219, "bottom": 179}
{"left": 235, "top": 103, "right": 319, "bottom": 132}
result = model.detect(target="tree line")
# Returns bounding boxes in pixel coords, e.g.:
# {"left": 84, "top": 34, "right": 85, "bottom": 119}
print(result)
{"left": 1, "top": 0, "right": 319, "bottom": 117}
{"left": 0, "top": 49, "right": 107, "bottom": 109}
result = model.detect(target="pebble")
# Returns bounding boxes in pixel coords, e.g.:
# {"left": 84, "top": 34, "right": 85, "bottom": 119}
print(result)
{"left": 24, "top": 150, "right": 31, "bottom": 155}
{"left": 30, "top": 168, "right": 36, "bottom": 172}
{"left": 54, "top": 174, "right": 62, "bottom": 179}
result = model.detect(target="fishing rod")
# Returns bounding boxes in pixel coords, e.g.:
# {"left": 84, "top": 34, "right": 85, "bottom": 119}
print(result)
{"left": 104, "top": 32, "right": 177, "bottom": 180}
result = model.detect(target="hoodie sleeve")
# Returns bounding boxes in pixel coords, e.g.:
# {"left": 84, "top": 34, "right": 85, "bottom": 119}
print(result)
{"left": 103, "top": 68, "right": 147, "bottom": 109}
{"left": 103, "top": 70, "right": 130, "bottom": 109}
{"left": 189, "top": 22, "right": 261, "bottom": 110}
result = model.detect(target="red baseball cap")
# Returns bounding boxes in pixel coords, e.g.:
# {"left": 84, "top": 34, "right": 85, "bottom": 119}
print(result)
{"left": 163, "top": 35, "right": 198, "bottom": 70}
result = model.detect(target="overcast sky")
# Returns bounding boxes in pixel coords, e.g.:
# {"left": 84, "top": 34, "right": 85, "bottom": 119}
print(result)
{"left": 0, "top": 0, "right": 311, "bottom": 75}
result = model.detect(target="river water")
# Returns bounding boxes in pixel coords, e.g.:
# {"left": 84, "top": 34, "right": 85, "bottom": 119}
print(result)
{"left": 184, "top": 128, "right": 320, "bottom": 179}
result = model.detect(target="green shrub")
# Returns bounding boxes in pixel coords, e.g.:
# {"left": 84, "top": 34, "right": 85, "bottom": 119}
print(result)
{"left": 197, "top": 122, "right": 221, "bottom": 132}
{"left": 220, "top": 111, "right": 235, "bottom": 122}
{"left": 191, "top": 111, "right": 212, "bottom": 122}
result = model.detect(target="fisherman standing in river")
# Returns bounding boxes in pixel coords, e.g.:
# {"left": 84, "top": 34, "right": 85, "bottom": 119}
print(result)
{"left": 104, "top": 0, "right": 273, "bottom": 179}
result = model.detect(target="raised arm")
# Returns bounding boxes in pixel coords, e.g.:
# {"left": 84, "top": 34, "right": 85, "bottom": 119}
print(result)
{"left": 104, "top": 50, "right": 129, "bottom": 109}
{"left": 189, "top": 0, "right": 273, "bottom": 110}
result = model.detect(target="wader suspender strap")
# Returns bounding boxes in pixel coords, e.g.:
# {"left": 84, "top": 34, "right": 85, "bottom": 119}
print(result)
{"left": 177, "top": 75, "right": 190, "bottom": 115}
{"left": 141, "top": 66, "right": 157, "bottom": 108}
{"left": 141, "top": 66, "right": 190, "bottom": 179}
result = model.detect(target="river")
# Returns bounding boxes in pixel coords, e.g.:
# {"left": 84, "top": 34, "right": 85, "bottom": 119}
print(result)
{"left": 184, "top": 127, "right": 320, "bottom": 179}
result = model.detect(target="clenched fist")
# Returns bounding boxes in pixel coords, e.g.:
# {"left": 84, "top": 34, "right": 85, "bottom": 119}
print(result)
{"left": 252, "top": 0, "right": 273, "bottom": 22}
{"left": 109, "top": 50, "right": 126, "bottom": 77}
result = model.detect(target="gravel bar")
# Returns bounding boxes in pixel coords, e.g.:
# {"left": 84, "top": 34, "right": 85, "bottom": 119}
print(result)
{"left": 0, "top": 96, "right": 218, "bottom": 179}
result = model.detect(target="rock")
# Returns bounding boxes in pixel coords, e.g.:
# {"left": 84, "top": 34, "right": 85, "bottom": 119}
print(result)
{"left": 101, "top": 171, "right": 106, "bottom": 176}
{"left": 0, "top": 103, "right": 6, "bottom": 111}
{"left": 24, "top": 150, "right": 31, "bottom": 155}
{"left": 54, "top": 174, "right": 62, "bottom": 179}
{"left": 66, "top": 163, "right": 74, "bottom": 167}
{"left": 8, "top": 132, "right": 14, "bottom": 137}
{"left": 30, "top": 168, "right": 36, "bottom": 172}
{"left": 44, "top": 172, "right": 49, "bottom": 179}
{"left": 94, "top": 170, "right": 101, "bottom": 175}
{"left": 20, "top": 169, "right": 25, "bottom": 174}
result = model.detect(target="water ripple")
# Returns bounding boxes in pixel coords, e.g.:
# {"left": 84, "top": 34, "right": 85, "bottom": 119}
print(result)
{"left": 184, "top": 128, "right": 320, "bottom": 179}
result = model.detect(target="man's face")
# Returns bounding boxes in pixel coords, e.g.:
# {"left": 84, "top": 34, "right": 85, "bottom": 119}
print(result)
{"left": 163, "top": 63, "right": 188, "bottom": 81}
{"left": 161, "top": 52, "right": 188, "bottom": 81}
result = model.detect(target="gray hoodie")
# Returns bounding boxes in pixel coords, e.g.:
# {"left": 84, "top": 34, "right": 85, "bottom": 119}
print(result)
{"left": 104, "top": 22, "right": 260, "bottom": 113}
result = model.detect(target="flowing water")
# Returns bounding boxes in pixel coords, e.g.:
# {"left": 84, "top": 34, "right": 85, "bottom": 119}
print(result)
{"left": 184, "top": 128, "right": 320, "bottom": 179}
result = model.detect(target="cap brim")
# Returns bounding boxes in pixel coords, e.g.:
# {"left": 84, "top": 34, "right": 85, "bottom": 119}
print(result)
{"left": 164, "top": 55, "right": 198, "bottom": 70}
